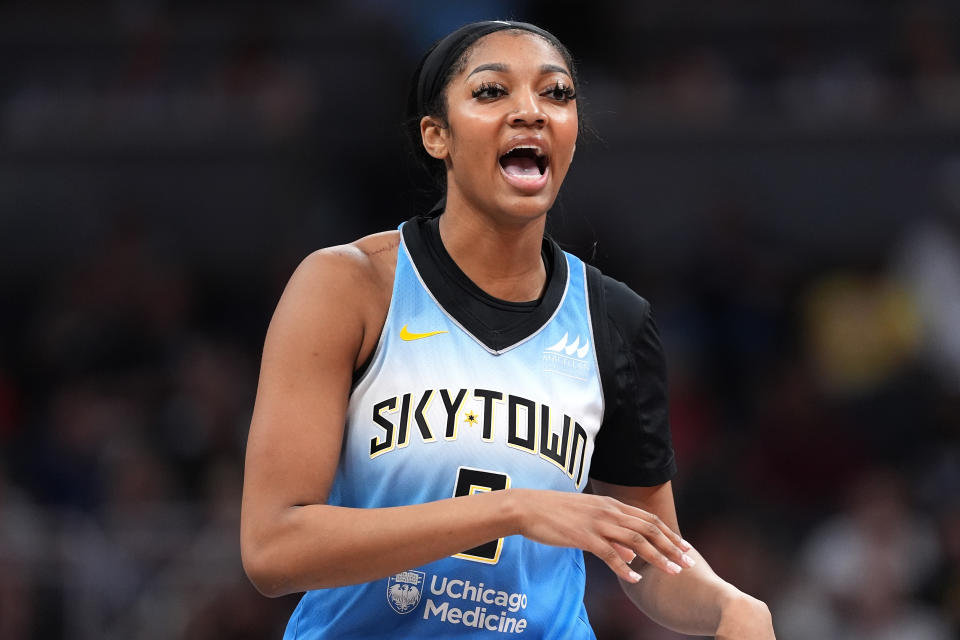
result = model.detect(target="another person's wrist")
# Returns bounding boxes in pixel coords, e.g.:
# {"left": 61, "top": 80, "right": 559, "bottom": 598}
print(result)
{"left": 716, "top": 588, "right": 773, "bottom": 637}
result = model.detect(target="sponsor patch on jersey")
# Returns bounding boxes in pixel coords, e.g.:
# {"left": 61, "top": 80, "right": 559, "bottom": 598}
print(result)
{"left": 387, "top": 570, "right": 426, "bottom": 614}
{"left": 542, "top": 332, "right": 590, "bottom": 380}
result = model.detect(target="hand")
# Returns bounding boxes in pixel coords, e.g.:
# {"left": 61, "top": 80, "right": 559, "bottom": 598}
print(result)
{"left": 507, "top": 489, "right": 695, "bottom": 583}
{"left": 715, "top": 592, "right": 775, "bottom": 640}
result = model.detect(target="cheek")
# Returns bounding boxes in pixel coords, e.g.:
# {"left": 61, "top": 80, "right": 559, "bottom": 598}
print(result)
{"left": 554, "top": 114, "right": 579, "bottom": 165}
{"left": 449, "top": 113, "right": 498, "bottom": 161}
{"left": 558, "top": 107, "right": 579, "bottom": 137}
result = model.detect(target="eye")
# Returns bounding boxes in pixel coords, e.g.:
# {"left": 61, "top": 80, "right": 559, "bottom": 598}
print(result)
{"left": 543, "top": 81, "right": 576, "bottom": 102}
{"left": 472, "top": 82, "right": 507, "bottom": 100}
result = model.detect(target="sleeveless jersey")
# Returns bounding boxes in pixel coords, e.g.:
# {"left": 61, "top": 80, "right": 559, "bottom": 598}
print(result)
{"left": 284, "top": 223, "right": 604, "bottom": 639}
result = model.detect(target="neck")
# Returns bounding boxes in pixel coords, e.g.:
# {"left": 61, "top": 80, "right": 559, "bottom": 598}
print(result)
{"left": 437, "top": 193, "right": 548, "bottom": 303}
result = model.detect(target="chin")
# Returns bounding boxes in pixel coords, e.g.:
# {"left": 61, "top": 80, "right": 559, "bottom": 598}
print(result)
{"left": 447, "top": 175, "right": 560, "bottom": 224}
{"left": 495, "top": 193, "right": 557, "bottom": 222}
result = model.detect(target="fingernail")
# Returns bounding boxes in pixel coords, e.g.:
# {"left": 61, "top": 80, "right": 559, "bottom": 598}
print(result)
{"left": 681, "top": 538, "right": 693, "bottom": 551}
{"left": 666, "top": 561, "right": 682, "bottom": 574}
{"left": 628, "top": 570, "right": 642, "bottom": 582}
{"left": 682, "top": 554, "right": 696, "bottom": 568}
{"left": 630, "top": 550, "right": 637, "bottom": 562}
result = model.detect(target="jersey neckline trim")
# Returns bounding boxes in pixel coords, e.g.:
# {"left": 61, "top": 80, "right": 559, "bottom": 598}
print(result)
{"left": 400, "top": 216, "right": 570, "bottom": 355}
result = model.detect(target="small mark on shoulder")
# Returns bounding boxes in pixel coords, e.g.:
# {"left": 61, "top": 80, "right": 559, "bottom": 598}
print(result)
{"left": 364, "top": 238, "right": 400, "bottom": 257}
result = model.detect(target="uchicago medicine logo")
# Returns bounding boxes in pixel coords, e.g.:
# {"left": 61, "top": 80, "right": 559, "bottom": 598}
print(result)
{"left": 387, "top": 570, "right": 425, "bottom": 614}
{"left": 387, "top": 570, "right": 532, "bottom": 633}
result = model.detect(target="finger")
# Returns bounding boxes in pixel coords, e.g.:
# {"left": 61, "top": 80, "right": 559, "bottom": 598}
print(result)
{"left": 592, "top": 540, "right": 642, "bottom": 584}
{"left": 615, "top": 513, "right": 694, "bottom": 569}
{"left": 620, "top": 503, "right": 690, "bottom": 551}
{"left": 611, "top": 541, "right": 636, "bottom": 564}
{"left": 606, "top": 526, "right": 683, "bottom": 576}
{"left": 632, "top": 539, "right": 685, "bottom": 576}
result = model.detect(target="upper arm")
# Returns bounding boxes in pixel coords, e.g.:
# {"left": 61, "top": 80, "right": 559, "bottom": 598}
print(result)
{"left": 589, "top": 274, "right": 677, "bottom": 486}
{"left": 241, "top": 246, "right": 385, "bottom": 540}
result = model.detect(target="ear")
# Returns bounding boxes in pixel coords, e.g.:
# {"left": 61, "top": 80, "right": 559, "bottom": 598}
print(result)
{"left": 420, "top": 115, "right": 449, "bottom": 160}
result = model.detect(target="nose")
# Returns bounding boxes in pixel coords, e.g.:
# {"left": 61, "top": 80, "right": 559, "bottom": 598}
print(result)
{"left": 508, "top": 90, "right": 547, "bottom": 127}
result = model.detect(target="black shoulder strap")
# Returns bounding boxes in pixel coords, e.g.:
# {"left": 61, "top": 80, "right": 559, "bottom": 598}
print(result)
{"left": 585, "top": 264, "right": 614, "bottom": 417}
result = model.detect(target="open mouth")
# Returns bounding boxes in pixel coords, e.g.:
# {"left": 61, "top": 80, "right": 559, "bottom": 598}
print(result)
{"left": 499, "top": 146, "right": 549, "bottom": 178}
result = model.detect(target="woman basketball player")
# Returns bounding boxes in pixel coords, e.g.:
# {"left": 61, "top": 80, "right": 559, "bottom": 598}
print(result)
{"left": 241, "top": 20, "right": 775, "bottom": 639}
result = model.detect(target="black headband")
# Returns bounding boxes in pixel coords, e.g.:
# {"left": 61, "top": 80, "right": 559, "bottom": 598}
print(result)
{"left": 414, "top": 20, "right": 560, "bottom": 116}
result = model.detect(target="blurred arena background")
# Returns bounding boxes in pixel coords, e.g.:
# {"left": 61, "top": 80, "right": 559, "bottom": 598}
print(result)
{"left": 1, "top": 1, "right": 958, "bottom": 638}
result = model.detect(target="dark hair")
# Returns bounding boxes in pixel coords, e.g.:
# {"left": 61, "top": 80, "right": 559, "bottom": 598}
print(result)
{"left": 404, "top": 21, "right": 579, "bottom": 192}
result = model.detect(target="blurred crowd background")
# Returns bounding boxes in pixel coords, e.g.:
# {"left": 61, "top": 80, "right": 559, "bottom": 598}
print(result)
{"left": 1, "top": 1, "right": 958, "bottom": 638}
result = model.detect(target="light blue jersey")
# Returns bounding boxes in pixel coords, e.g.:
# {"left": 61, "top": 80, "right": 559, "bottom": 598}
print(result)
{"left": 284, "top": 220, "right": 604, "bottom": 638}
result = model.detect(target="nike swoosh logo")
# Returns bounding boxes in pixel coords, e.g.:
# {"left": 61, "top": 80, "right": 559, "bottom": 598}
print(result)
{"left": 399, "top": 324, "right": 448, "bottom": 341}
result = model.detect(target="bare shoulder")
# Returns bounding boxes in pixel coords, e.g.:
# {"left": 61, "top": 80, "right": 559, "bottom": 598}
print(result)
{"left": 274, "top": 230, "right": 399, "bottom": 369}
{"left": 345, "top": 229, "right": 401, "bottom": 291}
{"left": 287, "top": 230, "right": 399, "bottom": 304}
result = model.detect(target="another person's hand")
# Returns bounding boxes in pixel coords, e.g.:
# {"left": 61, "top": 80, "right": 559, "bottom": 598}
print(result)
{"left": 507, "top": 489, "right": 694, "bottom": 583}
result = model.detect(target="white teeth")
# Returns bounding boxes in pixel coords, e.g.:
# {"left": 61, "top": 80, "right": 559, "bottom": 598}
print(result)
{"left": 505, "top": 145, "right": 544, "bottom": 157}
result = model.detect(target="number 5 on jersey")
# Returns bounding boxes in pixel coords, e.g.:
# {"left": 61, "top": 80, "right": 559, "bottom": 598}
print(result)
{"left": 452, "top": 467, "right": 510, "bottom": 564}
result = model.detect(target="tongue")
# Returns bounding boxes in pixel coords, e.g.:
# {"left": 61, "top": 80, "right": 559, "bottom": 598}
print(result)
{"left": 501, "top": 156, "right": 540, "bottom": 177}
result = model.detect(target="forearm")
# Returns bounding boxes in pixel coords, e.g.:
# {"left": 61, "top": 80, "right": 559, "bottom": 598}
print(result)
{"left": 619, "top": 547, "right": 766, "bottom": 637}
{"left": 242, "top": 489, "right": 517, "bottom": 596}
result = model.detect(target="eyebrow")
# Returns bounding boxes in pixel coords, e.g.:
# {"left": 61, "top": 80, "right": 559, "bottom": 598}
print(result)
{"left": 467, "top": 62, "right": 571, "bottom": 79}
